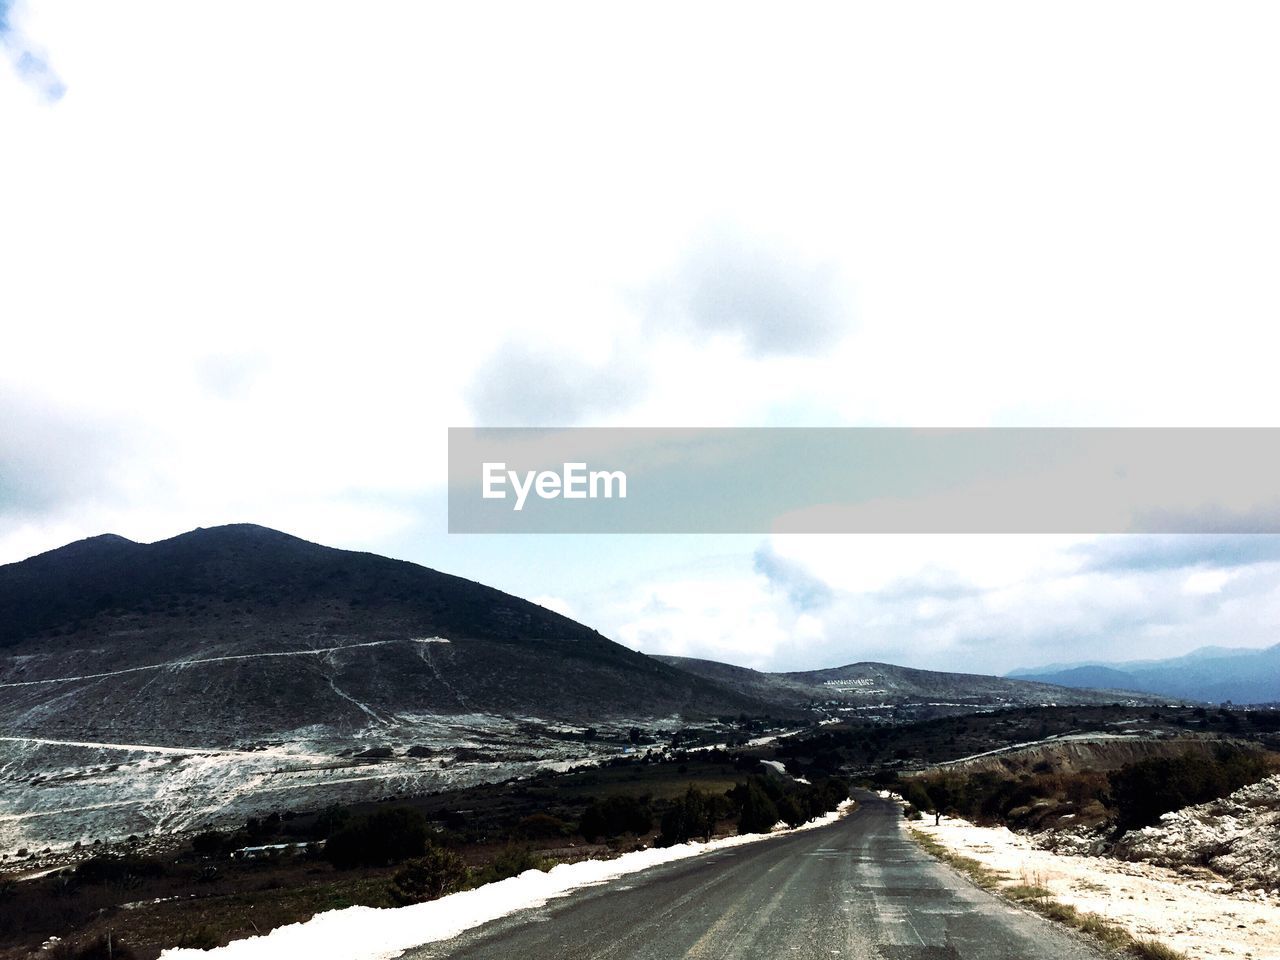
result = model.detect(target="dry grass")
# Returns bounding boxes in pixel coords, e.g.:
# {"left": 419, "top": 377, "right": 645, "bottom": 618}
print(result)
{"left": 908, "top": 829, "right": 1190, "bottom": 960}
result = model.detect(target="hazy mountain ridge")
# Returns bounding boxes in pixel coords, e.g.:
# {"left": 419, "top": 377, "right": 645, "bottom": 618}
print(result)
{"left": 652, "top": 655, "right": 1166, "bottom": 712}
{"left": 1008, "top": 643, "right": 1280, "bottom": 704}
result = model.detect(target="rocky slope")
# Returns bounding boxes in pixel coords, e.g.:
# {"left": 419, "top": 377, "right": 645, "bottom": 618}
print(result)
{"left": 1113, "top": 774, "right": 1280, "bottom": 889}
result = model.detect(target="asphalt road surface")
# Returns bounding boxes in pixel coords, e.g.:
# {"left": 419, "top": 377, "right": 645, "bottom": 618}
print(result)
{"left": 402, "top": 792, "right": 1104, "bottom": 960}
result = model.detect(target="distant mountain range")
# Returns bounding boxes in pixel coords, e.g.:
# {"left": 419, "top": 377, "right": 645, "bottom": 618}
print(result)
{"left": 1008, "top": 644, "right": 1280, "bottom": 705}
{"left": 0, "top": 524, "right": 1171, "bottom": 747}
{"left": 654, "top": 656, "right": 1164, "bottom": 712}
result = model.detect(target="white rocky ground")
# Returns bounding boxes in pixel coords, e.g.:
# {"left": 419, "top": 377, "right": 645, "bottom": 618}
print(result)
{"left": 0, "top": 716, "right": 626, "bottom": 858}
{"left": 1112, "top": 775, "right": 1280, "bottom": 889}
{"left": 913, "top": 812, "right": 1280, "bottom": 960}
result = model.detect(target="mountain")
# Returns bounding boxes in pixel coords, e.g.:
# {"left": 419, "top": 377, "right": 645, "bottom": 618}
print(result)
{"left": 652, "top": 656, "right": 1165, "bottom": 712}
{"left": 1008, "top": 644, "right": 1280, "bottom": 704}
{"left": 0, "top": 525, "right": 771, "bottom": 744}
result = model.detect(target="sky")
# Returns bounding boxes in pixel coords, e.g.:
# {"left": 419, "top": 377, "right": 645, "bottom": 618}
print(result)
{"left": 2, "top": 1, "right": 1279, "bottom": 676}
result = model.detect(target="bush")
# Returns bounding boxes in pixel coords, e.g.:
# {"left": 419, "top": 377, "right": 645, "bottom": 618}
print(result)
{"left": 515, "top": 813, "right": 571, "bottom": 840}
{"left": 60, "top": 935, "right": 137, "bottom": 959}
{"left": 579, "top": 796, "right": 653, "bottom": 842}
{"left": 776, "top": 795, "right": 807, "bottom": 829}
{"left": 326, "top": 807, "right": 430, "bottom": 869}
{"left": 1110, "top": 747, "right": 1269, "bottom": 829}
{"left": 470, "top": 845, "right": 552, "bottom": 886}
{"left": 312, "top": 804, "right": 352, "bottom": 840}
{"left": 737, "top": 780, "right": 780, "bottom": 835}
{"left": 660, "top": 787, "right": 717, "bottom": 845}
{"left": 191, "top": 831, "right": 227, "bottom": 856}
{"left": 175, "top": 926, "right": 221, "bottom": 950}
{"left": 75, "top": 855, "right": 166, "bottom": 885}
{"left": 388, "top": 847, "right": 470, "bottom": 905}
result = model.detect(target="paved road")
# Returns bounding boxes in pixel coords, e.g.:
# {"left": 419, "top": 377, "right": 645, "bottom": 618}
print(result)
{"left": 402, "top": 792, "right": 1104, "bottom": 960}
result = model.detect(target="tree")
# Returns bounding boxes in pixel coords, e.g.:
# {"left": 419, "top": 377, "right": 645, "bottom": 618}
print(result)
{"left": 326, "top": 807, "right": 430, "bottom": 869}
{"left": 660, "top": 786, "right": 716, "bottom": 844}
{"left": 579, "top": 796, "right": 653, "bottom": 842}
{"left": 737, "top": 780, "right": 780, "bottom": 835}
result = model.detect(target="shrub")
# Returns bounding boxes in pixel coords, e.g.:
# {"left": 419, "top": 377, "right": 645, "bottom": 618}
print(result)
{"left": 312, "top": 804, "right": 352, "bottom": 840}
{"left": 1110, "top": 747, "right": 1269, "bottom": 829}
{"left": 325, "top": 807, "right": 430, "bottom": 869}
{"left": 60, "top": 935, "right": 137, "bottom": 959}
{"left": 515, "top": 813, "right": 571, "bottom": 840}
{"left": 175, "top": 926, "right": 221, "bottom": 950}
{"left": 470, "top": 845, "right": 553, "bottom": 886}
{"left": 191, "top": 831, "right": 227, "bottom": 856}
{"left": 388, "top": 847, "right": 470, "bottom": 905}
{"left": 737, "top": 780, "right": 780, "bottom": 835}
{"left": 776, "top": 795, "right": 807, "bottom": 829}
{"left": 75, "top": 855, "right": 165, "bottom": 885}
{"left": 660, "top": 787, "right": 717, "bottom": 845}
{"left": 579, "top": 796, "right": 653, "bottom": 842}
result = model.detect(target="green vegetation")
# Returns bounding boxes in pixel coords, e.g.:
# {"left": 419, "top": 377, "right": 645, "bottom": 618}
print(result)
{"left": 898, "top": 744, "right": 1270, "bottom": 832}
{"left": 1109, "top": 747, "right": 1269, "bottom": 828}
{"left": 388, "top": 848, "right": 470, "bottom": 905}
{"left": 74, "top": 855, "right": 166, "bottom": 885}
{"left": 47, "top": 933, "right": 138, "bottom": 959}
{"left": 579, "top": 795, "right": 653, "bottom": 842}
{"left": 325, "top": 807, "right": 431, "bottom": 869}
{"left": 735, "top": 779, "right": 781, "bottom": 834}
{"left": 660, "top": 786, "right": 724, "bottom": 844}
{"left": 469, "top": 846, "right": 554, "bottom": 886}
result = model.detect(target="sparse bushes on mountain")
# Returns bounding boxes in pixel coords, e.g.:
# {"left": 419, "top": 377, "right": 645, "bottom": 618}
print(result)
{"left": 325, "top": 807, "right": 430, "bottom": 869}
{"left": 245, "top": 812, "right": 281, "bottom": 841}
{"left": 388, "top": 847, "right": 469, "bottom": 905}
{"left": 579, "top": 795, "right": 653, "bottom": 842}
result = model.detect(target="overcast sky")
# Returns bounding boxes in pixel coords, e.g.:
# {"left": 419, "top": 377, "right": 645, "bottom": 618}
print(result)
{"left": 3, "top": 1, "right": 1279, "bottom": 675}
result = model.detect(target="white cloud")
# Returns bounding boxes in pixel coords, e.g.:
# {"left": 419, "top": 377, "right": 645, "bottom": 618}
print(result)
{"left": 4, "top": 2, "right": 1280, "bottom": 674}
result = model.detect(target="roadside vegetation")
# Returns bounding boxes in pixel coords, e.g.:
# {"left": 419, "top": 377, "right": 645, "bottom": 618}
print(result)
{"left": 0, "top": 752, "right": 847, "bottom": 959}
{"left": 9, "top": 701, "right": 1275, "bottom": 959}
{"left": 896, "top": 743, "right": 1273, "bottom": 833}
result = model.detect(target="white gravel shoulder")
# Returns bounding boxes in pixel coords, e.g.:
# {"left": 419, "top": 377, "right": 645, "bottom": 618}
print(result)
{"left": 914, "top": 813, "right": 1280, "bottom": 960}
